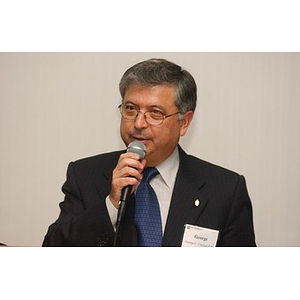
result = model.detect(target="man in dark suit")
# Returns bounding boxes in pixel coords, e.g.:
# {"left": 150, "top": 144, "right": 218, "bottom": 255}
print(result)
{"left": 43, "top": 58, "right": 256, "bottom": 247}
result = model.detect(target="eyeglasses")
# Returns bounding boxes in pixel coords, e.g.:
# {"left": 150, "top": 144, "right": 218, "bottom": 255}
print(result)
{"left": 118, "top": 104, "right": 181, "bottom": 126}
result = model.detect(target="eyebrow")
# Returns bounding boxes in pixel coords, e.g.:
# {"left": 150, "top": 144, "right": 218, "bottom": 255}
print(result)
{"left": 123, "top": 100, "right": 166, "bottom": 112}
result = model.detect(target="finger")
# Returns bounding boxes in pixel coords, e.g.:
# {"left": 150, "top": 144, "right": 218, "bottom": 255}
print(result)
{"left": 116, "top": 153, "right": 145, "bottom": 173}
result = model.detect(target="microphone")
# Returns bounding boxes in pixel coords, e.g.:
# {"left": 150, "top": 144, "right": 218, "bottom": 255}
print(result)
{"left": 116, "top": 141, "right": 147, "bottom": 225}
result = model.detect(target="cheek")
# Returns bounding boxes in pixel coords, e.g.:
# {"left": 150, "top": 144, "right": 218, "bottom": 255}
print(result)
{"left": 120, "top": 120, "right": 130, "bottom": 142}
{"left": 120, "top": 118, "right": 132, "bottom": 130}
{"left": 155, "top": 123, "right": 180, "bottom": 145}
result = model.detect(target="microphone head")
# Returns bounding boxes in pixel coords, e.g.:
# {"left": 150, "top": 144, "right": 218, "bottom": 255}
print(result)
{"left": 127, "top": 141, "right": 147, "bottom": 159}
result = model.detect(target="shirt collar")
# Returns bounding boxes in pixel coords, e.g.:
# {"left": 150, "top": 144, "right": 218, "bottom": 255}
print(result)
{"left": 155, "top": 147, "right": 180, "bottom": 188}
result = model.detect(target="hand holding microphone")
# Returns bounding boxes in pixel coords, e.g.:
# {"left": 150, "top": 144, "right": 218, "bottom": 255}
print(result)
{"left": 109, "top": 141, "right": 147, "bottom": 210}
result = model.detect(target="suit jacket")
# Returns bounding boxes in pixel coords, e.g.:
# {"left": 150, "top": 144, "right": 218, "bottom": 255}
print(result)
{"left": 42, "top": 146, "right": 256, "bottom": 247}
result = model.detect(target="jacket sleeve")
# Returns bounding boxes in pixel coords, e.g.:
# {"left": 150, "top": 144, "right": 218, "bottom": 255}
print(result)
{"left": 42, "top": 162, "right": 115, "bottom": 246}
{"left": 218, "top": 175, "right": 256, "bottom": 246}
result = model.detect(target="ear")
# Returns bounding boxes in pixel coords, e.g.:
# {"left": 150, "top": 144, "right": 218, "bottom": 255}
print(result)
{"left": 179, "top": 111, "right": 194, "bottom": 136}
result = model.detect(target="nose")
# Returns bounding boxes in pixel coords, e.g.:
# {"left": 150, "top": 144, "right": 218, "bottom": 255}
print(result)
{"left": 134, "top": 111, "right": 148, "bottom": 129}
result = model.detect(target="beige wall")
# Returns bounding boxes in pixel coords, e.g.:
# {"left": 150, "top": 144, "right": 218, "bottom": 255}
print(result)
{"left": 0, "top": 52, "right": 299, "bottom": 246}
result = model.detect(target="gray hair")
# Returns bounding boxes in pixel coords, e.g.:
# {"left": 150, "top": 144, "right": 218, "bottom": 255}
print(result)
{"left": 119, "top": 58, "right": 197, "bottom": 114}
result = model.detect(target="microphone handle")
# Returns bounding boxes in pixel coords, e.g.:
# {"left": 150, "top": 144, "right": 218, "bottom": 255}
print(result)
{"left": 113, "top": 185, "right": 132, "bottom": 247}
{"left": 117, "top": 185, "right": 132, "bottom": 223}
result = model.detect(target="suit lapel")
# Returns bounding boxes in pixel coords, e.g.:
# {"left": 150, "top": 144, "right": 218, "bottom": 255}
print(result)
{"left": 162, "top": 147, "right": 207, "bottom": 246}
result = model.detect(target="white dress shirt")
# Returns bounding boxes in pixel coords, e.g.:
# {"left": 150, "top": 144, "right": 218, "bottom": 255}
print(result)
{"left": 106, "top": 147, "right": 180, "bottom": 233}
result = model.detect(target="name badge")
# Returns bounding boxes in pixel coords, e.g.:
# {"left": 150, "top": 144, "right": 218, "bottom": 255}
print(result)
{"left": 181, "top": 224, "right": 219, "bottom": 247}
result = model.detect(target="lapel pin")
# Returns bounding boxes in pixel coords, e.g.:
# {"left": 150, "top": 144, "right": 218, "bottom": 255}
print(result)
{"left": 194, "top": 199, "right": 200, "bottom": 207}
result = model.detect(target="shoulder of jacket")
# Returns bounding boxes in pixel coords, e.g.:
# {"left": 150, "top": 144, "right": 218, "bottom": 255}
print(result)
{"left": 73, "top": 150, "right": 124, "bottom": 165}
{"left": 179, "top": 146, "right": 242, "bottom": 179}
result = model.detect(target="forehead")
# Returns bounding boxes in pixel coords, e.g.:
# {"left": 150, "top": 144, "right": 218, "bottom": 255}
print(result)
{"left": 123, "top": 84, "right": 176, "bottom": 108}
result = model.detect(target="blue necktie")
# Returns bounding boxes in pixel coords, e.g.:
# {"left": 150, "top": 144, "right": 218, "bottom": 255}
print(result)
{"left": 134, "top": 167, "right": 163, "bottom": 247}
